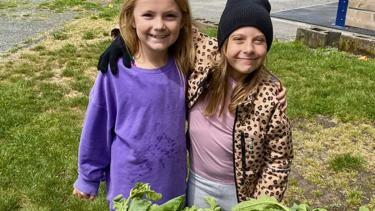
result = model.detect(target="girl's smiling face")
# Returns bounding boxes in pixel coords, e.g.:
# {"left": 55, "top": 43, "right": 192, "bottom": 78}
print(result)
{"left": 132, "top": 0, "right": 183, "bottom": 56}
{"left": 224, "top": 26, "right": 267, "bottom": 81}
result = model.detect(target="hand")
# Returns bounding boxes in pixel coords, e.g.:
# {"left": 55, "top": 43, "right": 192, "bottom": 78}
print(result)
{"left": 73, "top": 188, "right": 96, "bottom": 200}
{"left": 276, "top": 82, "right": 287, "bottom": 112}
{"left": 97, "top": 31, "right": 133, "bottom": 75}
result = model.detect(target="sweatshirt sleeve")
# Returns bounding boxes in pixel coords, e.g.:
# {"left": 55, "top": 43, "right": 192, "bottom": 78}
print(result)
{"left": 74, "top": 73, "right": 115, "bottom": 196}
{"left": 253, "top": 101, "right": 293, "bottom": 201}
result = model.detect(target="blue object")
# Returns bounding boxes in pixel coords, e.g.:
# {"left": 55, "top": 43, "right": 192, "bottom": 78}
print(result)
{"left": 335, "top": 0, "right": 348, "bottom": 27}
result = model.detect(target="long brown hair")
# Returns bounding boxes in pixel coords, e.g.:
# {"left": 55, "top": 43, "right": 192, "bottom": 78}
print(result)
{"left": 203, "top": 39, "right": 272, "bottom": 116}
{"left": 118, "top": 0, "right": 194, "bottom": 74}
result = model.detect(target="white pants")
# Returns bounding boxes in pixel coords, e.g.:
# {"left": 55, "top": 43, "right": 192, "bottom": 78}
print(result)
{"left": 187, "top": 170, "right": 237, "bottom": 211}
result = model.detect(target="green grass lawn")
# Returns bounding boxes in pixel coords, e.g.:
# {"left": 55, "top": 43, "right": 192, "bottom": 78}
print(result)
{"left": 1, "top": 2, "right": 375, "bottom": 210}
{"left": 267, "top": 42, "right": 375, "bottom": 121}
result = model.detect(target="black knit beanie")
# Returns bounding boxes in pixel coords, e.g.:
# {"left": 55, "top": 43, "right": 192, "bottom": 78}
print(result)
{"left": 217, "top": 0, "right": 273, "bottom": 51}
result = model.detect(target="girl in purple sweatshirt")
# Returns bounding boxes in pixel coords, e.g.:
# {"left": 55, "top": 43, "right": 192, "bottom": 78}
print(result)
{"left": 72, "top": 0, "right": 194, "bottom": 209}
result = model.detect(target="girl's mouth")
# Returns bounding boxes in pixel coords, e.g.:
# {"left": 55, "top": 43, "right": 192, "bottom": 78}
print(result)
{"left": 149, "top": 34, "right": 168, "bottom": 39}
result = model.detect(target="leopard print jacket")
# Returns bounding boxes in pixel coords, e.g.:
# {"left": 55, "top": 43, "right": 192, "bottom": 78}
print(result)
{"left": 187, "top": 27, "right": 293, "bottom": 202}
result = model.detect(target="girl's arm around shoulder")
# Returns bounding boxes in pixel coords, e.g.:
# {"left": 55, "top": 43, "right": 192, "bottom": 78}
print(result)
{"left": 253, "top": 81, "right": 293, "bottom": 201}
{"left": 186, "top": 27, "right": 219, "bottom": 107}
{"left": 191, "top": 26, "right": 219, "bottom": 73}
{"left": 73, "top": 72, "right": 116, "bottom": 197}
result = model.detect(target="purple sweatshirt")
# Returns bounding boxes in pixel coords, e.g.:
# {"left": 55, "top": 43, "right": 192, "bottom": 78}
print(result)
{"left": 74, "top": 56, "right": 187, "bottom": 209}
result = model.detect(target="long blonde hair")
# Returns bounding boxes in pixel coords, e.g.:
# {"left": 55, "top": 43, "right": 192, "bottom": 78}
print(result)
{"left": 119, "top": 0, "right": 194, "bottom": 74}
{"left": 203, "top": 39, "right": 272, "bottom": 116}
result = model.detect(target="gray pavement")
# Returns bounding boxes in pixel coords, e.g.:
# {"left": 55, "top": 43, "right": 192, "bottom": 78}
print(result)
{"left": 189, "top": 0, "right": 338, "bottom": 41}
{"left": 190, "top": 0, "right": 337, "bottom": 21}
{"left": 0, "top": 1, "right": 75, "bottom": 53}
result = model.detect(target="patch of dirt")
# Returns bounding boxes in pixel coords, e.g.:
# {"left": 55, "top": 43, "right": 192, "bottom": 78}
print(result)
{"left": 286, "top": 170, "right": 345, "bottom": 210}
{"left": 286, "top": 116, "right": 375, "bottom": 210}
{"left": 315, "top": 114, "right": 338, "bottom": 128}
{"left": 290, "top": 118, "right": 311, "bottom": 132}
{"left": 355, "top": 171, "right": 375, "bottom": 203}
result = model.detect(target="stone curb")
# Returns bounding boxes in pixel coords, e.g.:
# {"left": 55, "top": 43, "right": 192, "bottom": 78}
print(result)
{"left": 296, "top": 27, "right": 375, "bottom": 57}
{"left": 339, "top": 34, "right": 375, "bottom": 57}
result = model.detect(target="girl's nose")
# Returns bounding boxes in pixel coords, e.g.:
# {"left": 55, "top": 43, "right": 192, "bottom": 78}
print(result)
{"left": 154, "top": 18, "right": 166, "bottom": 30}
{"left": 243, "top": 42, "right": 254, "bottom": 54}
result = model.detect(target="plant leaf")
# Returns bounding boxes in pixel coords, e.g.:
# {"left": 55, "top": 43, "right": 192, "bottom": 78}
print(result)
{"left": 150, "top": 195, "right": 185, "bottom": 211}
{"left": 202, "top": 196, "right": 221, "bottom": 211}
{"left": 129, "top": 182, "right": 162, "bottom": 201}
{"left": 128, "top": 198, "right": 152, "bottom": 211}
{"left": 113, "top": 194, "right": 128, "bottom": 211}
{"left": 231, "top": 195, "right": 289, "bottom": 211}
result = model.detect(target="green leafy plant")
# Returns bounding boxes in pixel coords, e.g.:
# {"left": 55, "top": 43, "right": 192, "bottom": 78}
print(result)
{"left": 113, "top": 183, "right": 372, "bottom": 211}
{"left": 232, "top": 195, "right": 291, "bottom": 211}
{"left": 113, "top": 182, "right": 186, "bottom": 211}
{"left": 113, "top": 182, "right": 220, "bottom": 211}
{"left": 231, "top": 195, "right": 328, "bottom": 211}
{"left": 183, "top": 196, "right": 221, "bottom": 211}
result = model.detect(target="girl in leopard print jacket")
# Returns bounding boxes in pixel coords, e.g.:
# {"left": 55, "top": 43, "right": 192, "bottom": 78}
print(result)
{"left": 186, "top": 0, "right": 293, "bottom": 210}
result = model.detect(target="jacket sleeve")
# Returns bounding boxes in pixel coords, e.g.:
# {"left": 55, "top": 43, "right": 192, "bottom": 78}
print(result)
{"left": 73, "top": 73, "right": 115, "bottom": 196}
{"left": 253, "top": 101, "right": 293, "bottom": 201}
{"left": 187, "top": 27, "right": 219, "bottom": 107}
{"left": 191, "top": 26, "right": 218, "bottom": 73}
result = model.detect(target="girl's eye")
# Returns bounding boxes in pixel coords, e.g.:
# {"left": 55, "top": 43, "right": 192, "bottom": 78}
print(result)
{"left": 254, "top": 37, "right": 266, "bottom": 44}
{"left": 232, "top": 38, "right": 245, "bottom": 44}
{"left": 165, "top": 13, "right": 178, "bottom": 19}
{"left": 232, "top": 36, "right": 243, "bottom": 41}
{"left": 142, "top": 13, "right": 153, "bottom": 18}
